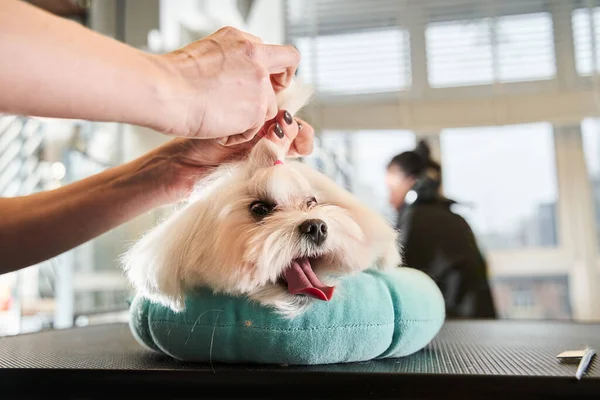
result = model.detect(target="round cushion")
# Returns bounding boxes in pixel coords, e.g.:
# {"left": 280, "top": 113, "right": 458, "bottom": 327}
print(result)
{"left": 129, "top": 267, "right": 445, "bottom": 365}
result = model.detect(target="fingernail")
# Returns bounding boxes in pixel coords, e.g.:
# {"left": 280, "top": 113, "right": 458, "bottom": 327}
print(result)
{"left": 274, "top": 123, "right": 284, "bottom": 138}
{"left": 296, "top": 120, "right": 303, "bottom": 130}
{"left": 283, "top": 110, "right": 293, "bottom": 125}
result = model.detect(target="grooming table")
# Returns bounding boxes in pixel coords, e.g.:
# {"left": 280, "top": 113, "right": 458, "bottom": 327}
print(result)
{"left": 0, "top": 320, "right": 598, "bottom": 399}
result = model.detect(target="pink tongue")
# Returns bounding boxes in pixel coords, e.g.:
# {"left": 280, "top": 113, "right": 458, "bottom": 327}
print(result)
{"left": 284, "top": 258, "right": 335, "bottom": 301}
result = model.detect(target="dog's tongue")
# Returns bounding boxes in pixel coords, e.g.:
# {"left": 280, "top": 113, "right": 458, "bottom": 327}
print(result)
{"left": 284, "top": 258, "right": 335, "bottom": 301}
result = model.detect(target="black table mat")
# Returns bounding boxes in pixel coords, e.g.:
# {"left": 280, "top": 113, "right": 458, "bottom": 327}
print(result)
{"left": 0, "top": 320, "right": 598, "bottom": 399}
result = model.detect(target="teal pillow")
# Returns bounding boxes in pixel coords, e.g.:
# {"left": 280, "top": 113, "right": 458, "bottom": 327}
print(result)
{"left": 129, "top": 267, "right": 445, "bottom": 365}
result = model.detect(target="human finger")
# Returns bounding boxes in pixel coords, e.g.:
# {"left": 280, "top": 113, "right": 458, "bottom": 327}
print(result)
{"left": 267, "top": 109, "right": 298, "bottom": 142}
{"left": 215, "top": 125, "right": 260, "bottom": 146}
{"left": 263, "top": 44, "right": 299, "bottom": 91}
{"left": 214, "top": 26, "right": 263, "bottom": 44}
{"left": 288, "top": 118, "right": 314, "bottom": 157}
{"left": 264, "top": 86, "right": 279, "bottom": 122}
{"left": 264, "top": 44, "right": 300, "bottom": 72}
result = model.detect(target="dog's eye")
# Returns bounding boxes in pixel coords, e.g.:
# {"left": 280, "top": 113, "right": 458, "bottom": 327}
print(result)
{"left": 250, "top": 201, "right": 273, "bottom": 217}
{"left": 306, "top": 197, "right": 318, "bottom": 208}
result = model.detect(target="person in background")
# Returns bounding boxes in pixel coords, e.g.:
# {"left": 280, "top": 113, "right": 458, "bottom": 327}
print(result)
{"left": 385, "top": 140, "right": 497, "bottom": 319}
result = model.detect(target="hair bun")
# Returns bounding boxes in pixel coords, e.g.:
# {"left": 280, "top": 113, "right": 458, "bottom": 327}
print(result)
{"left": 414, "top": 140, "right": 431, "bottom": 161}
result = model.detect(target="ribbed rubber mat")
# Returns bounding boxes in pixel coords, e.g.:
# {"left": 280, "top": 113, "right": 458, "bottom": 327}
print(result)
{"left": 0, "top": 320, "right": 598, "bottom": 377}
{"left": 0, "top": 323, "right": 179, "bottom": 370}
{"left": 394, "top": 320, "right": 600, "bottom": 377}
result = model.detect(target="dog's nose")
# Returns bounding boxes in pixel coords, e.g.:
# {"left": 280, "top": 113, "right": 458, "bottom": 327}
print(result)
{"left": 299, "top": 219, "right": 328, "bottom": 246}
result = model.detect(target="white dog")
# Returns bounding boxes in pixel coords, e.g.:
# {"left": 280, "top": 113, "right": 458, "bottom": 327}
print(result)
{"left": 121, "top": 81, "right": 402, "bottom": 318}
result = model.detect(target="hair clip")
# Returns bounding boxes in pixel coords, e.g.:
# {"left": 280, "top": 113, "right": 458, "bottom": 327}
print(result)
{"left": 274, "top": 160, "right": 284, "bottom": 166}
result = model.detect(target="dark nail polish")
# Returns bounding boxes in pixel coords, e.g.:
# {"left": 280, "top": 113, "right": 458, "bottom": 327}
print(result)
{"left": 274, "top": 123, "right": 284, "bottom": 138}
{"left": 297, "top": 121, "right": 303, "bottom": 130}
{"left": 283, "top": 110, "right": 293, "bottom": 125}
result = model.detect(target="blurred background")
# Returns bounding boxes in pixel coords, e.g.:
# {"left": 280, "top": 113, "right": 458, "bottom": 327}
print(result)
{"left": 1, "top": 0, "right": 600, "bottom": 335}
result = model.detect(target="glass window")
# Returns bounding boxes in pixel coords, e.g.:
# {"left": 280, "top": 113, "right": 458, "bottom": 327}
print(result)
{"left": 581, "top": 117, "right": 600, "bottom": 248}
{"left": 294, "top": 28, "right": 411, "bottom": 95}
{"left": 426, "top": 18, "right": 494, "bottom": 87}
{"left": 495, "top": 12, "right": 556, "bottom": 83}
{"left": 426, "top": 12, "right": 556, "bottom": 87}
{"left": 512, "top": 285, "right": 535, "bottom": 309}
{"left": 491, "top": 275, "right": 571, "bottom": 320}
{"left": 439, "top": 122, "right": 559, "bottom": 251}
{"left": 304, "top": 130, "right": 416, "bottom": 221}
{"left": 572, "top": 7, "right": 600, "bottom": 76}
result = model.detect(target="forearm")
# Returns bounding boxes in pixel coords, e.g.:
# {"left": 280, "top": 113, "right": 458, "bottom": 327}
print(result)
{"left": 0, "top": 0, "right": 171, "bottom": 129}
{"left": 0, "top": 150, "right": 175, "bottom": 274}
{"left": 26, "top": 0, "right": 88, "bottom": 17}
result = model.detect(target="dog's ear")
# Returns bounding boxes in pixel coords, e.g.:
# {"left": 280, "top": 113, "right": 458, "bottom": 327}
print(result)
{"left": 121, "top": 207, "right": 193, "bottom": 312}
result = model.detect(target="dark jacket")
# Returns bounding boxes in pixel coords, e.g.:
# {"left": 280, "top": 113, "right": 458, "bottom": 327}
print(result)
{"left": 396, "top": 198, "right": 497, "bottom": 319}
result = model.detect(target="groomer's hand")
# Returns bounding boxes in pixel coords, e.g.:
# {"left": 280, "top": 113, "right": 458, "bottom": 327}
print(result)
{"left": 154, "top": 26, "right": 300, "bottom": 142}
{"left": 155, "top": 110, "right": 314, "bottom": 201}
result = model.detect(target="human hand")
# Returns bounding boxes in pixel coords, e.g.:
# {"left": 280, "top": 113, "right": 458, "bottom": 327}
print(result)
{"left": 152, "top": 26, "right": 300, "bottom": 142}
{"left": 153, "top": 110, "right": 314, "bottom": 202}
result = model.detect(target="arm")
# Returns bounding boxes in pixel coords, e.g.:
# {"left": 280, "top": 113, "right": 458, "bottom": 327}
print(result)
{"left": 0, "top": 0, "right": 300, "bottom": 141}
{"left": 25, "top": 0, "right": 88, "bottom": 17}
{"left": 0, "top": 145, "right": 174, "bottom": 274}
{"left": 0, "top": 0, "right": 167, "bottom": 130}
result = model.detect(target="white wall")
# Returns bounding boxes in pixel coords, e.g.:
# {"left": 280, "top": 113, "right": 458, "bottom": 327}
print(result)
{"left": 156, "top": 0, "right": 284, "bottom": 53}
{"left": 246, "top": 0, "right": 285, "bottom": 45}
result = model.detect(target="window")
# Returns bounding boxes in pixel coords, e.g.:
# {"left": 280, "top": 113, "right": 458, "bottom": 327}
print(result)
{"left": 426, "top": 12, "right": 556, "bottom": 87}
{"left": 426, "top": 18, "right": 494, "bottom": 87}
{"left": 492, "top": 275, "right": 572, "bottom": 320}
{"left": 512, "top": 285, "right": 535, "bottom": 309}
{"left": 495, "top": 12, "right": 556, "bottom": 82}
{"left": 440, "top": 123, "right": 559, "bottom": 251}
{"left": 285, "top": 0, "right": 411, "bottom": 95}
{"left": 304, "top": 130, "right": 416, "bottom": 221}
{"left": 572, "top": 6, "right": 600, "bottom": 76}
{"left": 581, "top": 117, "right": 600, "bottom": 248}
{"left": 294, "top": 28, "right": 411, "bottom": 95}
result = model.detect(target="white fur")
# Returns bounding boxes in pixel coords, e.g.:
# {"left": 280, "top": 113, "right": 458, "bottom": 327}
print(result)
{"left": 121, "top": 81, "right": 402, "bottom": 318}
